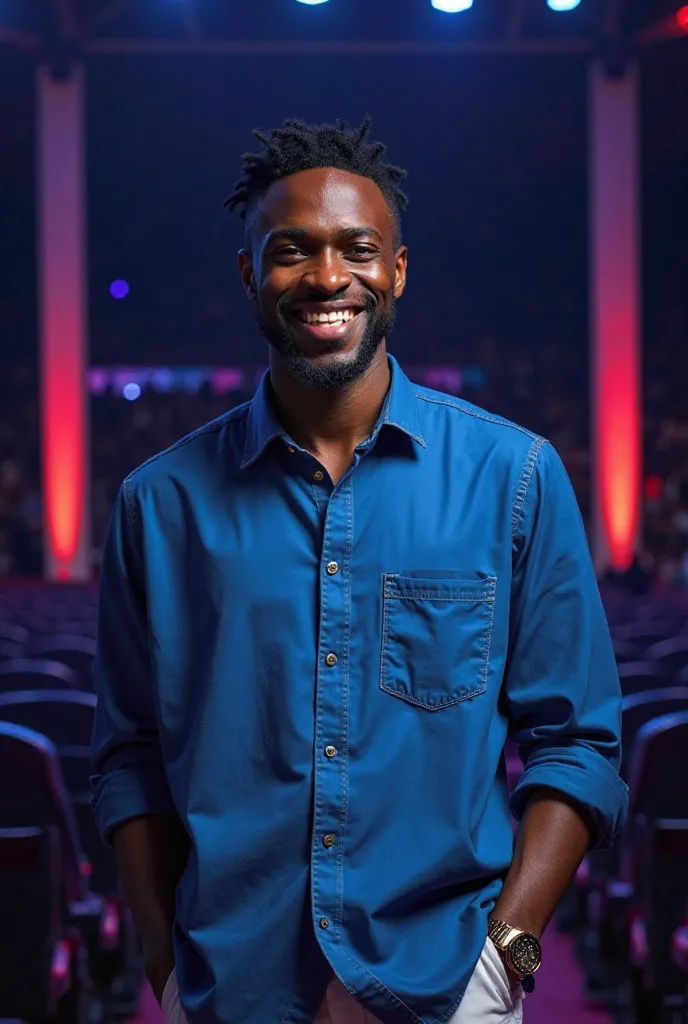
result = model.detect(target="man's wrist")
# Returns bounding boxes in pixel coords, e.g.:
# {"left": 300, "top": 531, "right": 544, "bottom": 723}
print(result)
{"left": 488, "top": 906, "right": 543, "bottom": 939}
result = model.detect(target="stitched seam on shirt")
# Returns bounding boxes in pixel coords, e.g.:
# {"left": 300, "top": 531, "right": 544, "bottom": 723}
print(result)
{"left": 384, "top": 594, "right": 496, "bottom": 602}
{"left": 311, "top": 526, "right": 329, "bottom": 947}
{"left": 312, "top": 483, "right": 321, "bottom": 514}
{"left": 122, "top": 478, "right": 136, "bottom": 533}
{"left": 415, "top": 392, "right": 542, "bottom": 441}
{"left": 510, "top": 436, "right": 548, "bottom": 540}
{"left": 479, "top": 588, "right": 495, "bottom": 692}
{"left": 379, "top": 685, "right": 487, "bottom": 711}
{"left": 339, "top": 951, "right": 423, "bottom": 1024}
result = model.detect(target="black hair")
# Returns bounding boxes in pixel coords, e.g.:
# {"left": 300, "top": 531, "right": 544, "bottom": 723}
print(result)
{"left": 223, "top": 117, "right": 408, "bottom": 246}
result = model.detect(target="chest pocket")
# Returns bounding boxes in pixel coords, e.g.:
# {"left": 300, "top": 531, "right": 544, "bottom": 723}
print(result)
{"left": 380, "top": 570, "right": 497, "bottom": 711}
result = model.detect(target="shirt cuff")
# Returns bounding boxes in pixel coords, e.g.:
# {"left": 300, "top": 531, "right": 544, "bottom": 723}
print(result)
{"left": 509, "top": 744, "right": 629, "bottom": 849}
{"left": 90, "top": 763, "right": 178, "bottom": 845}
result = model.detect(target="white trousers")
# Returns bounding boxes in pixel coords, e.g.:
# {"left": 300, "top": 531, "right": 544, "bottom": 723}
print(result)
{"left": 161, "top": 938, "right": 524, "bottom": 1024}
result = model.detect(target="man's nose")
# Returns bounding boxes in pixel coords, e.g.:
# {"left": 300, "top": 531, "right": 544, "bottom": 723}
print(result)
{"left": 301, "top": 252, "right": 353, "bottom": 294}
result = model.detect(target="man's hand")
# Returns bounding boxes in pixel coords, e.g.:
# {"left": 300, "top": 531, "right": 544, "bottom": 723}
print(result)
{"left": 112, "top": 816, "right": 189, "bottom": 1007}
{"left": 145, "top": 938, "right": 176, "bottom": 1006}
{"left": 504, "top": 962, "right": 523, "bottom": 989}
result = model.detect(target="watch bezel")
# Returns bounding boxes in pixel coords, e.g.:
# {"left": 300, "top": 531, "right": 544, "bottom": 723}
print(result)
{"left": 505, "top": 931, "right": 542, "bottom": 977}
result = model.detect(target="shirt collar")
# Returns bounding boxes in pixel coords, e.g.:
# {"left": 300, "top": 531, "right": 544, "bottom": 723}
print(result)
{"left": 240, "top": 353, "right": 426, "bottom": 470}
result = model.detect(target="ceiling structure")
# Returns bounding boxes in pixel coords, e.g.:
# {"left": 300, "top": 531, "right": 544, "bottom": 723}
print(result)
{"left": 0, "top": 0, "right": 686, "bottom": 57}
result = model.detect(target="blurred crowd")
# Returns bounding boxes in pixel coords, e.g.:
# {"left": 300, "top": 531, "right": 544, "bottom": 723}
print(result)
{"left": 2, "top": 308, "right": 688, "bottom": 584}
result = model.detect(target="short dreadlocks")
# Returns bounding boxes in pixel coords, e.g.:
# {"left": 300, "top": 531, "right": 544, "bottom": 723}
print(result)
{"left": 224, "top": 117, "right": 408, "bottom": 247}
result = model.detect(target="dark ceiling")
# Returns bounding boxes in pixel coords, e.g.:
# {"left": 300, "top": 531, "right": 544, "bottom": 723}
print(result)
{"left": 1, "top": 0, "right": 686, "bottom": 52}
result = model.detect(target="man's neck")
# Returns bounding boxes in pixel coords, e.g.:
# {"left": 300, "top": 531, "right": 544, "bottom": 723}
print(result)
{"left": 267, "top": 347, "right": 391, "bottom": 457}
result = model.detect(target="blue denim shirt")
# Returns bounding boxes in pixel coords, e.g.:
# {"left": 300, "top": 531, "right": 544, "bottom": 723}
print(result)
{"left": 91, "top": 354, "right": 628, "bottom": 1024}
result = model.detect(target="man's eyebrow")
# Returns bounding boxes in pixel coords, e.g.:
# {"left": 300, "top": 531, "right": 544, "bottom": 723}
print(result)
{"left": 264, "top": 228, "right": 310, "bottom": 247}
{"left": 264, "top": 226, "right": 385, "bottom": 247}
{"left": 340, "top": 226, "right": 385, "bottom": 244}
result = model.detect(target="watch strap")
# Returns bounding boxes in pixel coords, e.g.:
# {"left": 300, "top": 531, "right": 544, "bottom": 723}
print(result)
{"left": 488, "top": 918, "right": 525, "bottom": 951}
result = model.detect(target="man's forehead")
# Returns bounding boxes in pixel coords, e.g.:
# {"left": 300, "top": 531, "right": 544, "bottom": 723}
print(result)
{"left": 256, "top": 167, "right": 392, "bottom": 232}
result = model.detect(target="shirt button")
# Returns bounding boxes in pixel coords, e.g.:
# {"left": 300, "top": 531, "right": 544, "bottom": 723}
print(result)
{"left": 325, "top": 745, "right": 337, "bottom": 758}
{"left": 323, "top": 834, "right": 336, "bottom": 848}
{"left": 287, "top": 446, "right": 295, "bottom": 453}
{"left": 319, "top": 917, "right": 330, "bottom": 930}
{"left": 325, "top": 653, "right": 338, "bottom": 667}
{"left": 313, "top": 470, "right": 324, "bottom": 481}
{"left": 326, "top": 561, "right": 339, "bottom": 576}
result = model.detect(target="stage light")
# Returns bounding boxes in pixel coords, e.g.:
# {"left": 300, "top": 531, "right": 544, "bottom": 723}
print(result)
{"left": 677, "top": 5, "right": 688, "bottom": 30}
{"left": 110, "top": 279, "right": 129, "bottom": 299}
{"left": 122, "top": 382, "right": 142, "bottom": 401}
{"left": 547, "top": 0, "right": 581, "bottom": 9}
{"left": 431, "top": 0, "right": 473, "bottom": 10}
{"left": 295, "top": 0, "right": 330, "bottom": 5}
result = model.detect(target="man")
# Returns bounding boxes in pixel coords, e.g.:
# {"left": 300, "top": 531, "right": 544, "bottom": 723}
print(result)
{"left": 91, "top": 118, "right": 628, "bottom": 1024}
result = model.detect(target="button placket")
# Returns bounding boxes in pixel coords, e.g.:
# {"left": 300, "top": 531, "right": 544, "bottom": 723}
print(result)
{"left": 312, "top": 476, "right": 352, "bottom": 944}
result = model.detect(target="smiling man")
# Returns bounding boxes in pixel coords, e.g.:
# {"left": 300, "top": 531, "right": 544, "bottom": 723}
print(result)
{"left": 91, "top": 119, "right": 628, "bottom": 1024}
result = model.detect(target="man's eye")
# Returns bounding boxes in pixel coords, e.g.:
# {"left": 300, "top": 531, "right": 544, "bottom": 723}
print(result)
{"left": 349, "top": 246, "right": 376, "bottom": 259}
{"left": 275, "top": 246, "right": 306, "bottom": 258}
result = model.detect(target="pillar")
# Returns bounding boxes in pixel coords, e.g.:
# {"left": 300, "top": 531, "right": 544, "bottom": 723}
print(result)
{"left": 36, "top": 64, "right": 91, "bottom": 581}
{"left": 589, "top": 61, "right": 642, "bottom": 572}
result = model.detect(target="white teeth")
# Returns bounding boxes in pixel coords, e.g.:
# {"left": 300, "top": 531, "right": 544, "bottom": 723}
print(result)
{"left": 300, "top": 309, "right": 357, "bottom": 325}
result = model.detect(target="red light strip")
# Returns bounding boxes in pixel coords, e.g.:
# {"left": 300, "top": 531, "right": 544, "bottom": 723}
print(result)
{"left": 37, "top": 67, "right": 90, "bottom": 580}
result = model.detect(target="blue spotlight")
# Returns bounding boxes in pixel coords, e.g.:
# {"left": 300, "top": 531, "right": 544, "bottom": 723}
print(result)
{"left": 431, "top": 0, "right": 473, "bottom": 11}
{"left": 547, "top": 0, "right": 581, "bottom": 9}
{"left": 122, "top": 382, "right": 142, "bottom": 401}
{"left": 295, "top": 0, "right": 330, "bottom": 5}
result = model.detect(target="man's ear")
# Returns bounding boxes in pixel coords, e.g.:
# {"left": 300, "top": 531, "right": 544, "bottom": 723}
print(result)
{"left": 393, "top": 245, "right": 408, "bottom": 300}
{"left": 238, "top": 249, "right": 257, "bottom": 301}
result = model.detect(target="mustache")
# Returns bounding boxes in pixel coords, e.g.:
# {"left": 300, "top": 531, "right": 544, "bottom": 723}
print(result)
{"left": 278, "top": 292, "right": 377, "bottom": 319}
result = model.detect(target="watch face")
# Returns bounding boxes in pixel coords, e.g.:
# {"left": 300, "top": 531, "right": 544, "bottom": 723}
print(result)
{"left": 509, "top": 933, "right": 542, "bottom": 975}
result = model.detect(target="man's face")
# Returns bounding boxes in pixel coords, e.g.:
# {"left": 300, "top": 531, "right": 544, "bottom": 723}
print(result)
{"left": 238, "top": 168, "right": 408, "bottom": 391}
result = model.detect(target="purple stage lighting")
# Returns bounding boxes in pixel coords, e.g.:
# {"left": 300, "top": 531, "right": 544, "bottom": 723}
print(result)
{"left": 110, "top": 279, "right": 130, "bottom": 299}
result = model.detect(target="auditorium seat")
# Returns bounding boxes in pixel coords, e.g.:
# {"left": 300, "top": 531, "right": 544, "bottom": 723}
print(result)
{"left": 0, "top": 721, "right": 89, "bottom": 902}
{"left": 617, "top": 661, "right": 671, "bottom": 695}
{"left": 621, "top": 688, "right": 688, "bottom": 775}
{"left": 646, "top": 636, "right": 688, "bottom": 676}
{"left": 0, "top": 721, "right": 132, "bottom": 1015}
{"left": 0, "top": 638, "right": 25, "bottom": 660}
{"left": 672, "top": 911, "right": 688, "bottom": 975}
{"left": 618, "top": 712, "right": 688, "bottom": 1022}
{"left": 0, "top": 690, "right": 143, "bottom": 1016}
{"left": 0, "top": 657, "right": 79, "bottom": 692}
{"left": 26, "top": 634, "right": 97, "bottom": 687}
{"left": 0, "top": 688, "right": 116, "bottom": 893}
{"left": 0, "top": 825, "right": 90, "bottom": 1023}
{"left": 612, "top": 640, "right": 640, "bottom": 665}
{"left": 0, "top": 621, "right": 29, "bottom": 646}
{"left": 612, "top": 622, "right": 676, "bottom": 650}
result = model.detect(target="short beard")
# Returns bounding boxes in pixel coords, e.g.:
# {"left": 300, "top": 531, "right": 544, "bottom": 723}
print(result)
{"left": 256, "top": 293, "right": 396, "bottom": 391}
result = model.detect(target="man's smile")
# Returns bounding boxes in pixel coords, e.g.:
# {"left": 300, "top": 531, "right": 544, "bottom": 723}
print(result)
{"left": 285, "top": 301, "right": 367, "bottom": 345}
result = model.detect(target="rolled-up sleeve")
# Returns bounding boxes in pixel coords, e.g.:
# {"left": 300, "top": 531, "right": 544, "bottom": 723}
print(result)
{"left": 506, "top": 441, "right": 629, "bottom": 848}
{"left": 90, "top": 481, "right": 177, "bottom": 844}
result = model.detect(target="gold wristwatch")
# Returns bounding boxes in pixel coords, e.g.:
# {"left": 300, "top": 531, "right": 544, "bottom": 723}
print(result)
{"left": 487, "top": 918, "right": 542, "bottom": 979}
